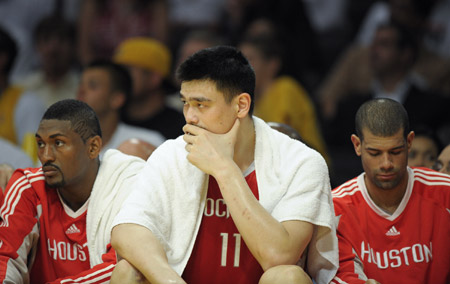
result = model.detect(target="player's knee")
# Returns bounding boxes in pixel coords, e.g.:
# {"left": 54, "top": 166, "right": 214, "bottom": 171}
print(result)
{"left": 111, "top": 259, "right": 147, "bottom": 284}
{"left": 259, "top": 265, "right": 312, "bottom": 284}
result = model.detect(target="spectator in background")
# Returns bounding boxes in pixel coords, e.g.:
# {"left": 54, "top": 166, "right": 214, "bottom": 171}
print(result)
{"left": 434, "top": 144, "right": 450, "bottom": 175}
{"left": 408, "top": 125, "right": 442, "bottom": 169}
{"left": 113, "top": 37, "right": 185, "bottom": 139}
{"left": 0, "top": 26, "right": 46, "bottom": 164}
{"left": 76, "top": 60, "right": 165, "bottom": 158}
{"left": 16, "top": 15, "right": 79, "bottom": 107}
{"left": 167, "top": 28, "right": 226, "bottom": 112}
{"left": 332, "top": 98, "right": 450, "bottom": 284}
{"left": 0, "top": 0, "right": 81, "bottom": 81}
{"left": 78, "top": 0, "right": 168, "bottom": 66}
{"left": 239, "top": 35, "right": 330, "bottom": 165}
{"left": 318, "top": 0, "right": 450, "bottom": 122}
{"left": 218, "top": 0, "right": 321, "bottom": 90}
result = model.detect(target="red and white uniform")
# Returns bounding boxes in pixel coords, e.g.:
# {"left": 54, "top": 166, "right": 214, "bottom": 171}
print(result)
{"left": 182, "top": 169, "right": 264, "bottom": 283}
{"left": 0, "top": 168, "right": 115, "bottom": 284}
{"left": 331, "top": 167, "right": 450, "bottom": 284}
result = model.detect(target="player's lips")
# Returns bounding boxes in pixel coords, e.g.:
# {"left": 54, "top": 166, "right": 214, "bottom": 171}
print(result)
{"left": 43, "top": 166, "right": 59, "bottom": 177}
{"left": 378, "top": 173, "right": 396, "bottom": 180}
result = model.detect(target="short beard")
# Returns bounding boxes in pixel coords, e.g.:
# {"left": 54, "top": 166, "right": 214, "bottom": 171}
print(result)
{"left": 45, "top": 179, "right": 66, "bottom": 189}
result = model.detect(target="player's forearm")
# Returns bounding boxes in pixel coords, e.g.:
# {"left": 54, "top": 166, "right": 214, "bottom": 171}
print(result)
{"left": 213, "top": 163, "right": 313, "bottom": 270}
{"left": 111, "top": 223, "right": 185, "bottom": 284}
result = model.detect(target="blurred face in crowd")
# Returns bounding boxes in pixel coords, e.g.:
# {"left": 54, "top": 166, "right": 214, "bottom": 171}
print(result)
{"left": 408, "top": 135, "right": 439, "bottom": 169}
{"left": 36, "top": 34, "right": 74, "bottom": 76}
{"left": 77, "top": 67, "right": 123, "bottom": 118}
{"left": 239, "top": 43, "right": 279, "bottom": 100}
{"left": 370, "top": 27, "right": 403, "bottom": 77}
{"left": 433, "top": 145, "right": 450, "bottom": 175}
{"left": 352, "top": 128, "right": 413, "bottom": 191}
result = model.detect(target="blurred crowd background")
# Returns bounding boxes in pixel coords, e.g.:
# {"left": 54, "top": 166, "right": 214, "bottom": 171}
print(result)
{"left": 1, "top": 0, "right": 450, "bottom": 187}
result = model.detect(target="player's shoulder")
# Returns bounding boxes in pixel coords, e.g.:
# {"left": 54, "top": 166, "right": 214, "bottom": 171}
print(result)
{"left": 332, "top": 177, "right": 361, "bottom": 199}
{"left": 412, "top": 167, "right": 450, "bottom": 191}
{"left": 331, "top": 176, "right": 364, "bottom": 211}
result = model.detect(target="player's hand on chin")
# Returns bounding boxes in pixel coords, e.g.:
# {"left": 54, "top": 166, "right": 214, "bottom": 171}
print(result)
{"left": 183, "top": 119, "right": 240, "bottom": 176}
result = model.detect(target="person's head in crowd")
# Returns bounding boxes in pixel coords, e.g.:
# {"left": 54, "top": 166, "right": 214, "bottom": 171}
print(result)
{"left": 352, "top": 98, "right": 413, "bottom": 190}
{"left": 113, "top": 37, "right": 172, "bottom": 100}
{"left": 0, "top": 26, "right": 17, "bottom": 79}
{"left": 173, "top": 29, "right": 226, "bottom": 87}
{"left": 117, "top": 138, "right": 156, "bottom": 160}
{"left": 267, "top": 122, "right": 302, "bottom": 142}
{"left": 36, "top": 99, "right": 102, "bottom": 190}
{"left": 408, "top": 124, "right": 442, "bottom": 169}
{"left": 238, "top": 35, "right": 283, "bottom": 100}
{"left": 33, "top": 15, "right": 76, "bottom": 81}
{"left": 176, "top": 45, "right": 255, "bottom": 131}
{"left": 370, "top": 21, "right": 418, "bottom": 80}
{"left": 433, "top": 144, "right": 450, "bottom": 175}
{"left": 77, "top": 59, "right": 132, "bottom": 119}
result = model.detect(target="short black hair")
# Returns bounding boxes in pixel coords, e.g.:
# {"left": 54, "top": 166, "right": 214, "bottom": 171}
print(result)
{"left": 86, "top": 59, "right": 133, "bottom": 105}
{"left": 176, "top": 45, "right": 256, "bottom": 115}
{"left": 355, "top": 98, "right": 410, "bottom": 141}
{"left": 42, "top": 99, "right": 102, "bottom": 142}
{"left": 33, "top": 15, "right": 76, "bottom": 44}
{"left": 0, "top": 26, "right": 17, "bottom": 75}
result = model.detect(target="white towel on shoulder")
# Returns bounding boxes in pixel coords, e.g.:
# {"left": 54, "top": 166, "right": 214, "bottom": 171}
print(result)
{"left": 86, "top": 149, "right": 146, "bottom": 267}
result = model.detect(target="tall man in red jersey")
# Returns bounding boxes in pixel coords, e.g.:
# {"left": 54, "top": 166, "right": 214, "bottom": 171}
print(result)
{"left": 331, "top": 98, "right": 450, "bottom": 284}
{"left": 0, "top": 99, "right": 145, "bottom": 283}
{"left": 110, "top": 46, "right": 339, "bottom": 284}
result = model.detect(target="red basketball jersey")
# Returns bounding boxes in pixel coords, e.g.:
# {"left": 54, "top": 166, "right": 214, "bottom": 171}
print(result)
{"left": 0, "top": 168, "right": 115, "bottom": 284}
{"left": 182, "top": 170, "right": 264, "bottom": 283}
{"left": 331, "top": 168, "right": 450, "bottom": 284}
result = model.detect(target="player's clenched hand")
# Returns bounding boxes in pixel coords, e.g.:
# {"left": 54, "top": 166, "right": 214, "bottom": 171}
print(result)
{"left": 183, "top": 119, "right": 240, "bottom": 176}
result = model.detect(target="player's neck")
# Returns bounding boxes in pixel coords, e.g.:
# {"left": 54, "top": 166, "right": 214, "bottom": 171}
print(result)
{"left": 233, "top": 116, "right": 255, "bottom": 173}
{"left": 365, "top": 174, "right": 409, "bottom": 214}
{"left": 58, "top": 160, "right": 100, "bottom": 211}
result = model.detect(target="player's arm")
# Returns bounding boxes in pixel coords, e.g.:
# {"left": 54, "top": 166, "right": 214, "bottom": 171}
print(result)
{"left": 215, "top": 162, "right": 313, "bottom": 270}
{"left": 0, "top": 170, "right": 40, "bottom": 282}
{"left": 110, "top": 223, "right": 186, "bottom": 284}
{"left": 332, "top": 212, "right": 375, "bottom": 284}
{"left": 183, "top": 120, "right": 313, "bottom": 270}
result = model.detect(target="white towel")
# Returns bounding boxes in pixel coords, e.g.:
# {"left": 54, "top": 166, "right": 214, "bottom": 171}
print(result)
{"left": 86, "top": 149, "right": 146, "bottom": 267}
{"left": 112, "top": 117, "right": 338, "bottom": 283}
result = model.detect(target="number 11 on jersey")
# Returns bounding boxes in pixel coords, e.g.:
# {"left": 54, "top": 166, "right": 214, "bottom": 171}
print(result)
{"left": 220, "top": 233, "right": 241, "bottom": 267}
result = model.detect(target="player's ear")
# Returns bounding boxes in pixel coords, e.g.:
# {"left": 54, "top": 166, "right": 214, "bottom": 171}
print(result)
{"left": 351, "top": 134, "right": 362, "bottom": 156}
{"left": 234, "top": 93, "right": 251, "bottom": 119}
{"left": 406, "top": 131, "right": 414, "bottom": 152}
{"left": 87, "top": 136, "right": 102, "bottom": 159}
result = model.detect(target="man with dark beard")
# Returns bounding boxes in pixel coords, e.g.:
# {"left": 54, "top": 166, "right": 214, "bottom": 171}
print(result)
{"left": 0, "top": 99, "right": 145, "bottom": 283}
{"left": 330, "top": 98, "right": 450, "bottom": 284}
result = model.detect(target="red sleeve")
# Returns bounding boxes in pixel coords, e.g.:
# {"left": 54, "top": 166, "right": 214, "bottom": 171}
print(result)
{"left": 48, "top": 245, "right": 117, "bottom": 284}
{"left": 331, "top": 201, "right": 367, "bottom": 284}
{"left": 0, "top": 169, "right": 41, "bottom": 282}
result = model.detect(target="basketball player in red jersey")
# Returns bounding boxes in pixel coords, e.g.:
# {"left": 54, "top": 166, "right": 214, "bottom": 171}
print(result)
{"left": 0, "top": 99, "right": 142, "bottom": 283}
{"left": 331, "top": 98, "right": 450, "bottom": 284}
{"left": 110, "top": 46, "right": 339, "bottom": 284}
